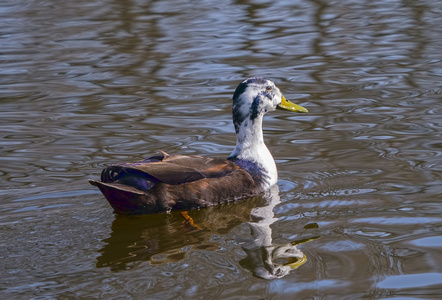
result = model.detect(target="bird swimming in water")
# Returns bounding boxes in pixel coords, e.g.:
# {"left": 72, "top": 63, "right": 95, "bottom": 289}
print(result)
{"left": 89, "top": 77, "right": 308, "bottom": 215}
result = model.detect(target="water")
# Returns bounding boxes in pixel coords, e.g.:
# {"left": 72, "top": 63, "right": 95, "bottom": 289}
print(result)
{"left": 1, "top": 0, "right": 441, "bottom": 298}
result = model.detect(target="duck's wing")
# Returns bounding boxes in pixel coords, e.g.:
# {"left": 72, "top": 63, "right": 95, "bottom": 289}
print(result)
{"left": 98, "top": 154, "right": 240, "bottom": 189}
{"left": 89, "top": 153, "right": 261, "bottom": 215}
{"left": 89, "top": 153, "right": 244, "bottom": 198}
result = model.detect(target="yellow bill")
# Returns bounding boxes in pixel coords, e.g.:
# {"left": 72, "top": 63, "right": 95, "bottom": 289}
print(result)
{"left": 278, "top": 95, "right": 308, "bottom": 113}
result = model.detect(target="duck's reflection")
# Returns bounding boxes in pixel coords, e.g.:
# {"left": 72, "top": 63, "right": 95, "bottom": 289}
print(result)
{"left": 238, "top": 185, "right": 309, "bottom": 279}
{"left": 96, "top": 185, "right": 316, "bottom": 278}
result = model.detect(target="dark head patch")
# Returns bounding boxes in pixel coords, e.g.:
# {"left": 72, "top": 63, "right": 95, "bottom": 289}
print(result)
{"left": 232, "top": 77, "right": 268, "bottom": 104}
{"left": 233, "top": 81, "right": 248, "bottom": 104}
{"left": 249, "top": 96, "right": 261, "bottom": 121}
{"left": 232, "top": 102, "right": 246, "bottom": 131}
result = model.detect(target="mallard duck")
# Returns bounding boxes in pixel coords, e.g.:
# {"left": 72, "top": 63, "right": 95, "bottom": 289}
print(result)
{"left": 89, "top": 77, "right": 308, "bottom": 215}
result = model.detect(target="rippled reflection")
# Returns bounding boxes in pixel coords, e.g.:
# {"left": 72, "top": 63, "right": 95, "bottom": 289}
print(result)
{"left": 238, "top": 185, "right": 316, "bottom": 279}
{"left": 96, "top": 194, "right": 265, "bottom": 271}
{"left": 97, "top": 186, "right": 317, "bottom": 279}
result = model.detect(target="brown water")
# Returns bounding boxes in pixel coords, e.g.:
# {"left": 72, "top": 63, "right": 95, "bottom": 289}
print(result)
{"left": 1, "top": 0, "right": 441, "bottom": 298}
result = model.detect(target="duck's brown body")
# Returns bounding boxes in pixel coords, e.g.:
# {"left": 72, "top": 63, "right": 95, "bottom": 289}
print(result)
{"left": 89, "top": 152, "right": 264, "bottom": 215}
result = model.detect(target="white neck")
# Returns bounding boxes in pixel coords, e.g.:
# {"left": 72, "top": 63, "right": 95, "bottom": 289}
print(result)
{"left": 229, "top": 115, "right": 278, "bottom": 189}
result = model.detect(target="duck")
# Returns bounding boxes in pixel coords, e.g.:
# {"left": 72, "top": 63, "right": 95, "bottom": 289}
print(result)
{"left": 89, "top": 77, "right": 308, "bottom": 215}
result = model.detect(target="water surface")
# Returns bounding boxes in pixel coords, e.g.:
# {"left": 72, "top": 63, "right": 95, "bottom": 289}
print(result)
{"left": 1, "top": 0, "right": 441, "bottom": 298}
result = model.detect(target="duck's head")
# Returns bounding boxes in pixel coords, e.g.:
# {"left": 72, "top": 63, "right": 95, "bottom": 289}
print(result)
{"left": 232, "top": 77, "right": 308, "bottom": 132}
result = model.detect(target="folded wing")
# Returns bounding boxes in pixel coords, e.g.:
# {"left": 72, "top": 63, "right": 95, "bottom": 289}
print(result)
{"left": 89, "top": 153, "right": 261, "bottom": 214}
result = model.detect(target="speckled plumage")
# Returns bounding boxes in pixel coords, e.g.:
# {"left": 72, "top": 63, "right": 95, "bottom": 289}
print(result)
{"left": 89, "top": 77, "right": 307, "bottom": 215}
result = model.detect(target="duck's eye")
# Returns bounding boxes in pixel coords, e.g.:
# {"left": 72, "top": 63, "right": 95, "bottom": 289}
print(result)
{"left": 266, "top": 86, "right": 272, "bottom": 91}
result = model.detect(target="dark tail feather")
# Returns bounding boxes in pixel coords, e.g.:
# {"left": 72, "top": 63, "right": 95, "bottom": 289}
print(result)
{"left": 88, "top": 180, "right": 156, "bottom": 215}
{"left": 100, "top": 166, "right": 157, "bottom": 191}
